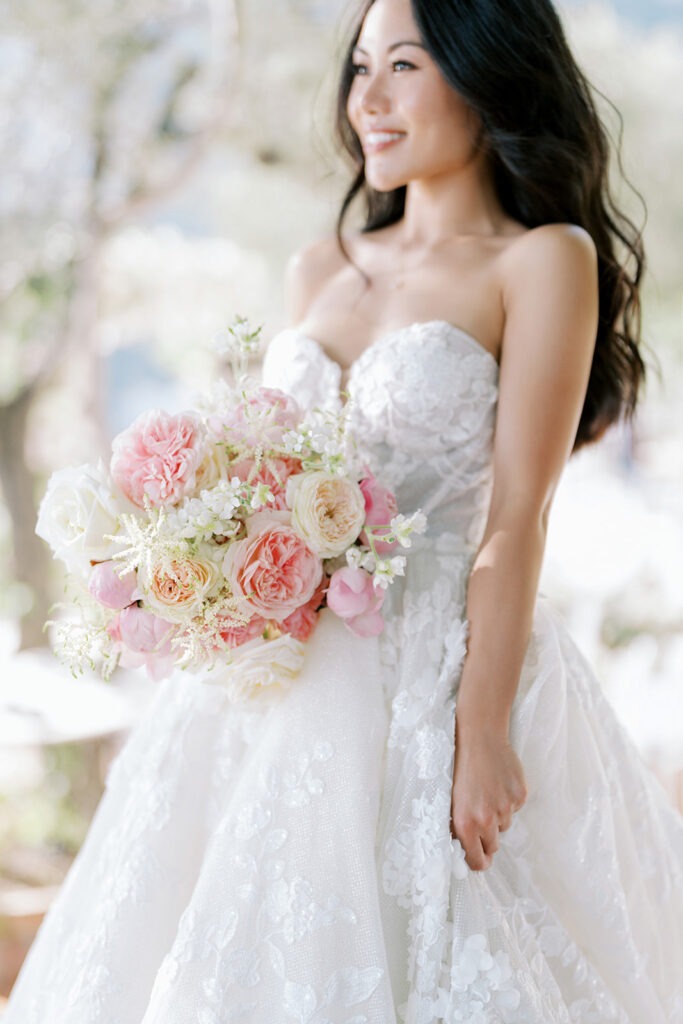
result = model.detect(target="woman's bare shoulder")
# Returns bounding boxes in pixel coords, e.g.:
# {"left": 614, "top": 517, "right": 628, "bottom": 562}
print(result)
{"left": 498, "top": 222, "right": 597, "bottom": 279}
{"left": 284, "top": 235, "right": 349, "bottom": 323}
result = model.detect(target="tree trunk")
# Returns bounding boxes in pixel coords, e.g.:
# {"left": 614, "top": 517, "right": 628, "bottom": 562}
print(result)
{"left": 0, "top": 389, "right": 51, "bottom": 650}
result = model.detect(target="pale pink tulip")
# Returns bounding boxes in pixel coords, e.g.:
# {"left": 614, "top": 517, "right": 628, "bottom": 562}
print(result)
{"left": 117, "top": 606, "right": 176, "bottom": 655}
{"left": 326, "top": 566, "right": 385, "bottom": 637}
{"left": 359, "top": 473, "right": 399, "bottom": 555}
{"left": 88, "top": 561, "right": 138, "bottom": 610}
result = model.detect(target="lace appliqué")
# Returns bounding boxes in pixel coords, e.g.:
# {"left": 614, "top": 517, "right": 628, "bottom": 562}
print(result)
{"left": 156, "top": 738, "right": 386, "bottom": 1022}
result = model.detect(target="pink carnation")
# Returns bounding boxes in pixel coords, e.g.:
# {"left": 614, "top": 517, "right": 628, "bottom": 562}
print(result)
{"left": 326, "top": 565, "right": 385, "bottom": 638}
{"left": 222, "top": 510, "right": 322, "bottom": 622}
{"left": 218, "top": 387, "right": 301, "bottom": 447}
{"left": 88, "top": 560, "right": 138, "bottom": 610}
{"left": 359, "top": 473, "right": 399, "bottom": 555}
{"left": 230, "top": 455, "right": 302, "bottom": 511}
{"left": 110, "top": 409, "right": 206, "bottom": 508}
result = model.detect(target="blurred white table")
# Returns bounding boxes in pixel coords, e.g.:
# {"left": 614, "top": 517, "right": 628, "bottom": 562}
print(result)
{"left": 0, "top": 649, "right": 155, "bottom": 749}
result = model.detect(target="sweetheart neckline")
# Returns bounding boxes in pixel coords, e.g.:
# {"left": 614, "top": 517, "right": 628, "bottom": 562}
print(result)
{"left": 283, "top": 319, "right": 499, "bottom": 388}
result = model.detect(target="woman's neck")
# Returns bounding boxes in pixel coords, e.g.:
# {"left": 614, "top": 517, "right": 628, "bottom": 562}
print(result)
{"left": 400, "top": 155, "right": 508, "bottom": 247}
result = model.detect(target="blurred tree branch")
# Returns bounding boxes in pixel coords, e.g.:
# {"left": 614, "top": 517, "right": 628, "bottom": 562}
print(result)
{"left": 0, "top": 0, "right": 238, "bottom": 649}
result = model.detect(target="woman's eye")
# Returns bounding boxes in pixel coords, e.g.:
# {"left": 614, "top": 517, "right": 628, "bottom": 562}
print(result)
{"left": 392, "top": 60, "right": 414, "bottom": 71}
{"left": 351, "top": 62, "right": 368, "bottom": 76}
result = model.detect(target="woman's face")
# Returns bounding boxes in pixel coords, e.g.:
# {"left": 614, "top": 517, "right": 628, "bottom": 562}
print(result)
{"left": 347, "top": 0, "right": 483, "bottom": 192}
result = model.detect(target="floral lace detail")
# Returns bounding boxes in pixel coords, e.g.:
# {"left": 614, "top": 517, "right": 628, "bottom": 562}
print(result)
{"left": 152, "top": 736, "right": 387, "bottom": 1021}
{"left": 6, "top": 322, "right": 683, "bottom": 1024}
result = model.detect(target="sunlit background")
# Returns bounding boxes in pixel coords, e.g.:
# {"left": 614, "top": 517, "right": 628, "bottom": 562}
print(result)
{"left": 0, "top": 0, "right": 682, "bottom": 1000}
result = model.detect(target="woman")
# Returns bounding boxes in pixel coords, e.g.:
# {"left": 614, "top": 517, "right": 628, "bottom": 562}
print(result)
{"left": 5, "top": 0, "right": 683, "bottom": 1021}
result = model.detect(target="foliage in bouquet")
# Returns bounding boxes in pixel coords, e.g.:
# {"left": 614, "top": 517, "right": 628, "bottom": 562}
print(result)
{"left": 36, "top": 317, "right": 426, "bottom": 695}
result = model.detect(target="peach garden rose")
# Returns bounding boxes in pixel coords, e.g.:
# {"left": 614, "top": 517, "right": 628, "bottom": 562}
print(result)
{"left": 139, "top": 552, "right": 220, "bottom": 623}
{"left": 222, "top": 510, "right": 322, "bottom": 622}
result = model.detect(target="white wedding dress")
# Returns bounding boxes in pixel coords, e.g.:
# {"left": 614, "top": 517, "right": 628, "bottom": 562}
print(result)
{"left": 6, "top": 320, "right": 683, "bottom": 1023}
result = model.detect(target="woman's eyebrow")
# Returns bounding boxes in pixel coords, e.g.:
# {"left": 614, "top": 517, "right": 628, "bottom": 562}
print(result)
{"left": 353, "top": 40, "right": 427, "bottom": 56}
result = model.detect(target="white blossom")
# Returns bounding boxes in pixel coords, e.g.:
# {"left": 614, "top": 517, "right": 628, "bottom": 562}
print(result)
{"left": 373, "top": 555, "right": 406, "bottom": 589}
{"left": 391, "top": 509, "right": 428, "bottom": 547}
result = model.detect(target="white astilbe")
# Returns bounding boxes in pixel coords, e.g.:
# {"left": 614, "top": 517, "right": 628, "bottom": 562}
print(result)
{"left": 111, "top": 505, "right": 193, "bottom": 579}
{"left": 171, "top": 593, "right": 255, "bottom": 668}
{"left": 49, "top": 602, "right": 118, "bottom": 681}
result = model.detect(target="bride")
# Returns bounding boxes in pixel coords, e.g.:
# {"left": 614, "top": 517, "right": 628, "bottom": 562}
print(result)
{"left": 6, "top": 0, "right": 683, "bottom": 1021}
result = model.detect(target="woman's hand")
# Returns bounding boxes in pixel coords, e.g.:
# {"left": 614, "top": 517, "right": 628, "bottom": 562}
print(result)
{"left": 450, "top": 717, "right": 528, "bottom": 872}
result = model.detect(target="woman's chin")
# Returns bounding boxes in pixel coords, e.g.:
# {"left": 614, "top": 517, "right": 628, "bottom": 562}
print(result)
{"left": 365, "top": 169, "right": 408, "bottom": 193}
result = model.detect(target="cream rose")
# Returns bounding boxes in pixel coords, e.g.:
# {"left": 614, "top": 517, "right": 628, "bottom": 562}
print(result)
{"left": 36, "top": 460, "right": 136, "bottom": 578}
{"left": 193, "top": 442, "right": 230, "bottom": 493}
{"left": 139, "top": 552, "right": 220, "bottom": 622}
{"left": 205, "top": 633, "right": 307, "bottom": 701}
{"left": 286, "top": 471, "right": 365, "bottom": 558}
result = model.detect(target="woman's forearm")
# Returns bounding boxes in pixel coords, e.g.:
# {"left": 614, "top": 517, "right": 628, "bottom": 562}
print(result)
{"left": 455, "top": 508, "right": 548, "bottom": 738}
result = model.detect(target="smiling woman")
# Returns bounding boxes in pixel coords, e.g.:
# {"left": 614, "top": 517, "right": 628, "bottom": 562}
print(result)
{"left": 4, "top": 0, "right": 683, "bottom": 1022}
{"left": 347, "top": 33, "right": 483, "bottom": 191}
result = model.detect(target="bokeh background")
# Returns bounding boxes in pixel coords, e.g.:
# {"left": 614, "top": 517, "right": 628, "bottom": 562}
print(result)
{"left": 0, "top": 0, "right": 682, "bottom": 999}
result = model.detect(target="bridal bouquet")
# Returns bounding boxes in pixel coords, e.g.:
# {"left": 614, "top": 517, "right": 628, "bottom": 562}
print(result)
{"left": 37, "top": 317, "right": 426, "bottom": 698}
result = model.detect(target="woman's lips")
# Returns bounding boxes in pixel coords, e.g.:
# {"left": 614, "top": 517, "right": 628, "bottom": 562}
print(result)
{"left": 363, "top": 131, "right": 406, "bottom": 154}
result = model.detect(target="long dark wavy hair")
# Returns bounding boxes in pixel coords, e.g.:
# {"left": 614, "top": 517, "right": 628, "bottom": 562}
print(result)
{"left": 335, "top": 0, "right": 647, "bottom": 450}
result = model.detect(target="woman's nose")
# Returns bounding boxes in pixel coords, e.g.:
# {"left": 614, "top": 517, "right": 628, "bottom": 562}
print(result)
{"left": 359, "top": 72, "right": 391, "bottom": 115}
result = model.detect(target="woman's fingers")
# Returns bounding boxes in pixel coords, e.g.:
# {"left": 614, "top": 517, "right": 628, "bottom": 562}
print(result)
{"left": 462, "top": 834, "right": 491, "bottom": 871}
{"left": 452, "top": 815, "right": 500, "bottom": 871}
{"left": 452, "top": 810, "right": 515, "bottom": 869}
{"left": 480, "top": 826, "right": 500, "bottom": 858}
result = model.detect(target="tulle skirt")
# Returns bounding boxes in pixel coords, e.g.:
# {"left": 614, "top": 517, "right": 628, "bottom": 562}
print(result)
{"left": 5, "top": 599, "right": 683, "bottom": 1023}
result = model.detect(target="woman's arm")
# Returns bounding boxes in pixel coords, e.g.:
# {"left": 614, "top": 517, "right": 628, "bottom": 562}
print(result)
{"left": 451, "top": 222, "right": 599, "bottom": 871}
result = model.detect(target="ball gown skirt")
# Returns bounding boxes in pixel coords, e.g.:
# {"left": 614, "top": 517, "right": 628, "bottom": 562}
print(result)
{"left": 5, "top": 321, "right": 683, "bottom": 1023}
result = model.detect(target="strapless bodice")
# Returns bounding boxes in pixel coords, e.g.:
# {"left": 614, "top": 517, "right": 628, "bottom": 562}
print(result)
{"left": 261, "top": 320, "right": 499, "bottom": 552}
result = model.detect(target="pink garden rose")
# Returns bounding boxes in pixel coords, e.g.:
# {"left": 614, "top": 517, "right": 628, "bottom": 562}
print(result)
{"left": 222, "top": 510, "right": 322, "bottom": 622}
{"left": 88, "top": 560, "right": 138, "bottom": 610}
{"left": 359, "top": 473, "right": 399, "bottom": 555}
{"left": 326, "top": 565, "right": 386, "bottom": 638}
{"left": 280, "top": 578, "right": 326, "bottom": 642}
{"left": 110, "top": 409, "right": 206, "bottom": 508}
{"left": 230, "top": 454, "right": 302, "bottom": 511}
{"left": 217, "top": 613, "right": 269, "bottom": 649}
{"left": 218, "top": 387, "right": 301, "bottom": 447}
